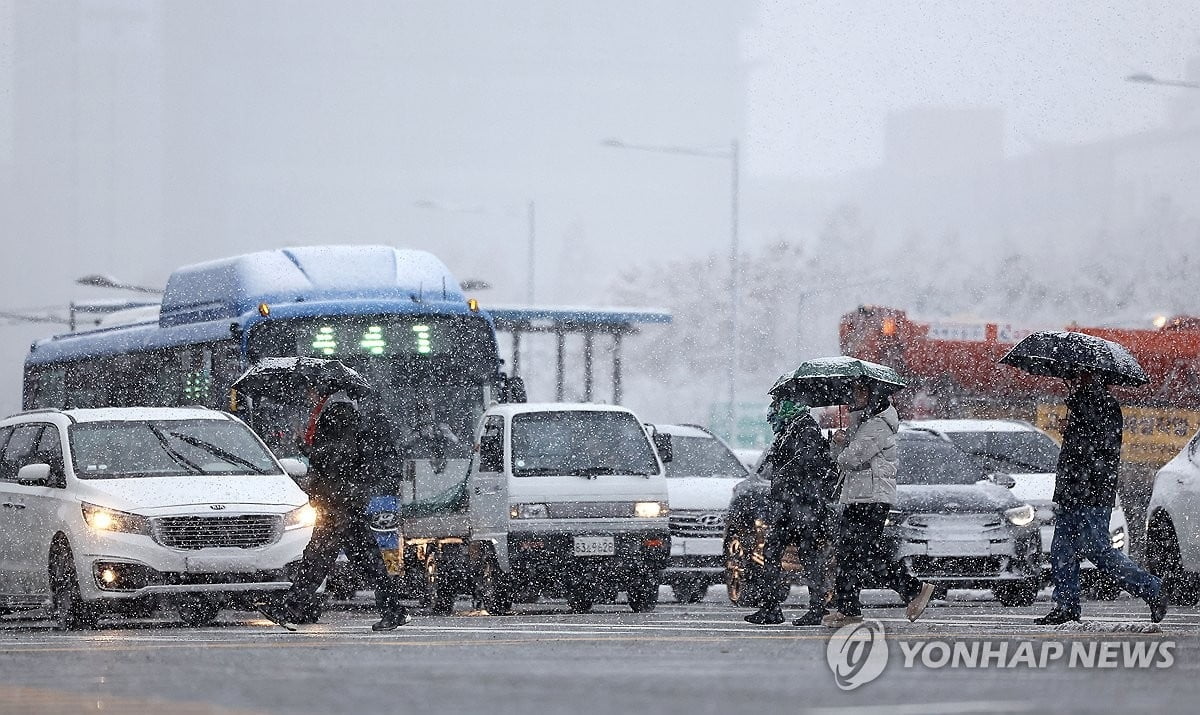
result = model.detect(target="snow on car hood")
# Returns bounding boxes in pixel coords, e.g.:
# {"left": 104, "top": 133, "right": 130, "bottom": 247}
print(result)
{"left": 666, "top": 477, "right": 740, "bottom": 511}
{"left": 894, "top": 483, "right": 1021, "bottom": 514}
{"left": 74, "top": 474, "right": 308, "bottom": 513}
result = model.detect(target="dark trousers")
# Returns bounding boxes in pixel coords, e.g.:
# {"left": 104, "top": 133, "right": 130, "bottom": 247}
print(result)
{"left": 761, "top": 501, "right": 834, "bottom": 611}
{"left": 286, "top": 500, "right": 405, "bottom": 618}
{"left": 834, "top": 502, "right": 923, "bottom": 617}
{"left": 1051, "top": 506, "right": 1160, "bottom": 613}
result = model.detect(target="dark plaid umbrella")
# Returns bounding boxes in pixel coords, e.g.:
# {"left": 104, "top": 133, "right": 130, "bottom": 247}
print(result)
{"left": 998, "top": 331, "right": 1149, "bottom": 386}
{"left": 768, "top": 356, "right": 907, "bottom": 407}
{"left": 231, "top": 357, "right": 374, "bottom": 402}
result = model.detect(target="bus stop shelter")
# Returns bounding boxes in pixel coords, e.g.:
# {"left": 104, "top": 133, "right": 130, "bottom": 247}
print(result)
{"left": 486, "top": 306, "right": 671, "bottom": 404}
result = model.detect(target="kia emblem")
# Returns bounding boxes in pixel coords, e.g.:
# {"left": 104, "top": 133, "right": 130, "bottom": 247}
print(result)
{"left": 210, "top": 504, "right": 226, "bottom": 511}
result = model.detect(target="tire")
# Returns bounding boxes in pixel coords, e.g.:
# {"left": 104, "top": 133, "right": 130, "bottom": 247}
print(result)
{"left": 1146, "top": 515, "right": 1200, "bottom": 607}
{"left": 178, "top": 598, "right": 221, "bottom": 627}
{"left": 476, "top": 551, "right": 513, "bottom": 616}
{"left": 627, "top": 573, "right": 660, "bottom": 613}
{"left": 671, "top": 579, "right": 706, "bottom": 604}
{"left": 50, "top": 545, "right": 98, "bottom": 631}
{"left": 994, "top": 580, "right": 1039, "bottom": 607}
{"left": 724, "top": 533, "right": 766, "bottom": 607}
{"left": 566, "top": 588, "right": 594, "bottom": 613}
{"left": 425, "top": 552, "right": 456, "bottom": 616}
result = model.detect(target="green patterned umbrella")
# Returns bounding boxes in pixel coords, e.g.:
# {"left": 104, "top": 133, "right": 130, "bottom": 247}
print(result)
{"left": 768, "top": 356, "right": 907, "bottom": 407}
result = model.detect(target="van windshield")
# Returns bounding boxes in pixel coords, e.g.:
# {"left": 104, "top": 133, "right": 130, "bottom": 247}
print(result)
{"left": 510, "top": 411, "right": 660, "bottom": 477}
{"left": 70, "top": 419, "right": 283, "bottom": 479}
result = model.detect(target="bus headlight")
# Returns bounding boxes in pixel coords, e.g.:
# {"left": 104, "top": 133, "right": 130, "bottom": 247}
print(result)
{"left": 284, "top": 504, "right": 318, "bottom": 530}
{"left": 634, "top": 501, "right": 668, "bottom": 518}
{"left": 1005, "top": 504, "right": 1036, "bottom": 527}
{"left": 82, "top": 503, "right": 151, "bottom": 536}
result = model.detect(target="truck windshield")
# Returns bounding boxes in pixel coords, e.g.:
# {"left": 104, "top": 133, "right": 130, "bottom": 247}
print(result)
{"left": 70, "top": 419, "right": 282, "bottom": 479}
{"left": 510, "top": 411, "right": 660, "bottom": 477}
{"left": 665, "top": 436, "right": 747, "bottom": 478}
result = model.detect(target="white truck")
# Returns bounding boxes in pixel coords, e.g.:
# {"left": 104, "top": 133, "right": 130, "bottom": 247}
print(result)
{"left": 369, "top": 403, "right": 672, "bottom": 614}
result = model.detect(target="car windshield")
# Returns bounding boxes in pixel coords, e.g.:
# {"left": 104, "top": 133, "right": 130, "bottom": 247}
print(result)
{"left": 510, "top": 411, "right": 660, "bottom": 477}
{"left": 70, "top": 419, "right": 282, "bottom": 479}
{"left": 896, "top": 436, "right": 987, "bottom": 485}
{"left": 944, "top": 430, "right": 1060, "bottom": 473}
{"left": 665, "top": 435, "right": 747, "bottom": 478}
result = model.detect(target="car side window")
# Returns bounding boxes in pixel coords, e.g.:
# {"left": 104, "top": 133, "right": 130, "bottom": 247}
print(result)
{"left": 35, "top": 425, "right": 66, "bottom": 488}
{"left": 0, "top": 424, "right": 45, "bottom": 482}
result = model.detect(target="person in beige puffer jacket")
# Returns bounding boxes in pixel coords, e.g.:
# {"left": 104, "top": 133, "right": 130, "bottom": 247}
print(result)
{"left": 821, "top": 379, "right": 934, "bottom": 628}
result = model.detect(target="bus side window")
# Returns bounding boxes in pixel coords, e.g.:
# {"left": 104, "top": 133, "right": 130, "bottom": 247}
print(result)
{"left": 65, "top": 360, "right": 105, "bottom": 408}
{"left": 26, "top": 367, "right": 66, "bottom": 409}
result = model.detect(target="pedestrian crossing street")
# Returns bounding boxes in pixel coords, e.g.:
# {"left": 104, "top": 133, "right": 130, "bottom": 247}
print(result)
{"left": 5, "top": 591, "right": 1200, "bottom": 650}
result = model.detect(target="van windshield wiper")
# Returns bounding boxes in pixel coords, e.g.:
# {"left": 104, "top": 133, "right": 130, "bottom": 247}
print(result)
{"left": 571, "top": 466, "right": 620, "bottom": 477}
{"left": 146, "top": 426, "right": 204, "bottom": 475}
{"left": 166, "top": 431, "right": 272, "bottom": 475}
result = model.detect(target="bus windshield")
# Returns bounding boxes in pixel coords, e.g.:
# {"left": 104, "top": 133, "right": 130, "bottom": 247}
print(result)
{"left": 247, "top": 314, "right": 498, "bottom": 461}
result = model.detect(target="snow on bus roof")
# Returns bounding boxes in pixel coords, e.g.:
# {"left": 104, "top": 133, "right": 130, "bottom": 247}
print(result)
{"left": 159, "top": 245, "right": 465, "bottom": 327}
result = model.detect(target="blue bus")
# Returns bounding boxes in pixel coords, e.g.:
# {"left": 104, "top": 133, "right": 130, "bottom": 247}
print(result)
{"left": 23, "top": 245, "right": 508, "bottom": 471}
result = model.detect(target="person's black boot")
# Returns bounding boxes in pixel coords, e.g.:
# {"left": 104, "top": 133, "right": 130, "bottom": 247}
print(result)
{"left": 792, "top": 606, "right": 827, "bottom": 626}
{"left": 1034, "top": 608, "right": 1081, "bottom": 625}
{"left": 744, "top": 606, "right": 784, "bottom": 625}
{"left": 371, "top": 611, "right": 412, "bottom": 632}
{"left": 1147, "top": 585, "right": 1169, "bottom": 624}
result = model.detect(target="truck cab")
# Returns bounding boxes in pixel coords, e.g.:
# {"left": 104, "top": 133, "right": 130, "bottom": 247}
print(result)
{"left": 377, "top": 403, "right": 671, "bottom": 615}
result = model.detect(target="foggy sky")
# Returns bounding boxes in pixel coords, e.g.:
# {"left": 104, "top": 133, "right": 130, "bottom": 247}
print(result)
{"left": 1, "top": 1, "right": 1198, "bottom": 415}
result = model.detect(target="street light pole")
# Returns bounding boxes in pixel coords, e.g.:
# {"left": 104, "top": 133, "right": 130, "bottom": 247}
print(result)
{"left": 602, "top": 137, "right": 741, "bottom": 424}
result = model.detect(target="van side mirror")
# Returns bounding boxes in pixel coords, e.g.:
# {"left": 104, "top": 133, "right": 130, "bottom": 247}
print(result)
{"left": 652, "top": 432, "right": 673, "bottom": 464}
{"left": 479, "top": 433, "right": 504, "bottom": 473}
{"left": 986, "top": 472, "right": 1016, "bottom": 489}
{"left": 278, "top": 458, "right": 308, "bottom": 480}
{"left": 17, "top": 463, "right": 51, "bottom": 486}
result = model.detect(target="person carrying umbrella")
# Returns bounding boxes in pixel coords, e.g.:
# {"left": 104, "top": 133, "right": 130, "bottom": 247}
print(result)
{"left": 1000, "top": 331, "right": 1168, "bottom": 624}
{"left": 822, "top": 379, "right": 934, "bottom": 628}
{"left": 743, "top": 395, "right": 839, "bottom": 626}
{"left": 265, "top": 399, "right": 410, "bottom": 631}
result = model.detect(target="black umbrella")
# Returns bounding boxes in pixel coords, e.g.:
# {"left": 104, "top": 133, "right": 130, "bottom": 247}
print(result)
{"left": 231, "top": 357, "right": 374, "bottom": 402}
{"left": 998, "top": 331, "right": 1149, "bottom": 386}
{"left": 768, "top": 356, "right": 907, "bottom": 407}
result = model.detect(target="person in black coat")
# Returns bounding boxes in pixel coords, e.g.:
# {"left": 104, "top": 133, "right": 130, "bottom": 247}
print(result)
{"left": 1036, "top": 371, "right": 1168, "bottom": 624}
{"left": 274, "top": 400, "right": 409, "bottom": 631}
{"left": 744, "top": 396, "right": 840, "bottom": 626}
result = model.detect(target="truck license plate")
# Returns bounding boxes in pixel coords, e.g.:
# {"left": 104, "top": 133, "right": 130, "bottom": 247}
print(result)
{"left": 573, "top": 535, "right": 615, "bottom": 557}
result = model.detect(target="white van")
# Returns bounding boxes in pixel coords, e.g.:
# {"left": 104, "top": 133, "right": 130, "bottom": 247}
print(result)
{"left": 392, "top": 403, "right": 672, "bottom": 614}
{"left": 0, "top": 407, "right": 314, "bottom": 629}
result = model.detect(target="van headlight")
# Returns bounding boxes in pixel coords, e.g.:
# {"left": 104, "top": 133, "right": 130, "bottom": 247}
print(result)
{"left": 82, "top": 503, "right": 151, "bottom": 536}
{"left": 634, "top": 501, "right": 668, "bottom": 518}
{"left": 284, "top": 504, "right": 318, "bottom": 530}
{"left": 1005, "top": 504, "right": 1036, "bottom": 527}
{"left": 510, "top": 503, "right": 549, "bottom": 519}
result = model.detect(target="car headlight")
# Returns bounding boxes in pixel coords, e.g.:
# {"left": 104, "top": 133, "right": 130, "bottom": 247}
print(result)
{"left": 1111, "top": 526, "right": 1127, "bottom": 550}
{"left": 284, "top": 504, "right": 318, "bottom": 530}
{"left": 510, "top": 503, "right": 549, "bottom": 519}
{"left": 634, "top": 501, "right": 668, "bottom": 518}
{"left": 1005, "top": 504, "right": 1036, "bottom": 527}
{"left": 81, "top": 503, "right": 151, "bottom": 536}
{"left": 885, "top": 510, "right": 906, "bottom": 527}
